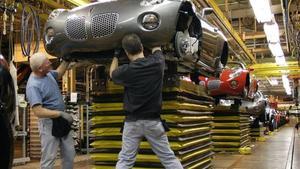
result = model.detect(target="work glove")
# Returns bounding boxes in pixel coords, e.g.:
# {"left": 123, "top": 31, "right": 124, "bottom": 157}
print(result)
{"left": 114, "top": 48, "right": 122, "bottom": 58}
{"left": 151, "top": 46, "right": 161, "bottom": 53}
{"left": 67, "top": 61, "right": 77, "bottom": 70}
{"left": 59, "top": 111, "right": 73, "bottom": 124}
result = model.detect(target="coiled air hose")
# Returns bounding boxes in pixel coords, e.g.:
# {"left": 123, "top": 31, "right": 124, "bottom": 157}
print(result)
{"left": 20, "top": 2, "right": 40, "bottom": 57}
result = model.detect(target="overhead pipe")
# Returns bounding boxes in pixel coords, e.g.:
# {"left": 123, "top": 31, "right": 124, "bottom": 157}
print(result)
{"left": 281, "top": 0, "right": 291, "bottom": 53}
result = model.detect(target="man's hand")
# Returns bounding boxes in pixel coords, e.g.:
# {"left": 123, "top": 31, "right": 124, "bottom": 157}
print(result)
{"left": 56, "top": 61, "right": 70, "bottom": 79}
{"left": 60, "top": 111, "right": 73, "bottom": 124}
{"left": 152, "top": 46, "right": 161, "bottom": 54}
{"left": 67, "top": 62, "right": 77, "bottom": 70}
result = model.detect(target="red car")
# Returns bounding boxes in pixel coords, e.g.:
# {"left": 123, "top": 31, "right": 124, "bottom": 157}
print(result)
{"left": 199, "top": 62, "right": 258, "bottom": 104}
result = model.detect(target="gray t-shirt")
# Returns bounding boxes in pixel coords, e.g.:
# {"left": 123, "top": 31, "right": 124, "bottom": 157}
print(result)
{"left": 26, "top": 71, "right": 65, "bottom": 111}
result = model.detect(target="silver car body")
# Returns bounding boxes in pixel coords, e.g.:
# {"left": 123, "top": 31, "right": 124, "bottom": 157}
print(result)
{"left": 242, "top": 91, "right": 268, "bottom": 116}
{"left": 44, "top": 0, "right": 228, "bottom": 74}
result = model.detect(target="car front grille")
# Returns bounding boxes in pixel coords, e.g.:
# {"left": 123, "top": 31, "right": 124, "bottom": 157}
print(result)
{"left": 91, "top": 13, "right": 119, "bottom": 38}
{"left": 65, "top": 16, "right": 87, "bottom": 40}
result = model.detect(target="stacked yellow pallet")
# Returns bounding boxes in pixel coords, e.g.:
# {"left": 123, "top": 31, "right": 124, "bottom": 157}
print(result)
{"left": 212, "top": 106, "right": 251, "bottom": 152}
{"left": 250, "top": 127, "right": 264, "bottom": 139}
{"left": 89, "top": 80, "right": 214, "bottom": 169}
{"left": 28, "top": 109, "right": 41, "bottom": 159}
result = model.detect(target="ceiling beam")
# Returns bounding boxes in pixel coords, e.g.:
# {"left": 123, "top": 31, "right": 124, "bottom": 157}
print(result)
{"left": 250, "top": 61, "right": 300, "bottom": 77}
{"left": 38, "top": 0, "right": 66, "bottom": 9}
{"left": 289, "top": 74, "right": 300, "bottom": 79}
{"left": 242, "top": 30, "right": 285, "bottom": 40}
{"left": 249, "top": 46, "right": 288, "bottom": 54}
{"left": 259, "top": 90, "right": 289, "bottom": 96}
{"left": 253, "top": 70, "right": 300, "bottom": 77}
{"left": 66, "top": 0, "right": 89, "bottom": 6}
{"left": 230, "top": 4, "right": 282, "bottom": 19}
{"left": 255, "top": 57, "right": 297, "bottom": 63}
{"left": 250, "top": 61, "right": 299, "bottom": 69}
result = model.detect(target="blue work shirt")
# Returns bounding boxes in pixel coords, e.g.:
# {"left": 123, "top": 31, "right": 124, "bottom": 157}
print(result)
{"left": 26, "top": 71, "right": 65, "bottom": 112}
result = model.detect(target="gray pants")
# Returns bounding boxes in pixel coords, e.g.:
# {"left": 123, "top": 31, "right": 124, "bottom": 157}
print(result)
{"left": 39, "top": 119, "right": 75, "bottom": 169}
{"left": 116, "top": 120, "right": 183, "bottom": 169}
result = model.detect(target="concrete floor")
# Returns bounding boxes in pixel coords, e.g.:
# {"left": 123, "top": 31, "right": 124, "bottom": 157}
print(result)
{"left": 213, "top": 121, "right": 300, "bottom": 169}
{"left": 13, "top": 154, "right": 91, "bottom": 169}
{"left": 13, "top": 120, "right": 300, "bottom": 169}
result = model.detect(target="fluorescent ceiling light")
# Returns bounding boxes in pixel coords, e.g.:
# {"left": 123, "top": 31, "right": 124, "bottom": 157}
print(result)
{"left": 285, "top": 87, "right": 292, "bottom": 95}
{"left": 269, "top": 78, "right": 278, "bottom": 86}
{"left": 264, "top": 22, "right": 280, "bottom": 43}
{"left": 275, "top": 56, "right": 287, "bottom": 66}
{"left": 249, "top": 0, "right": 273, "bottom": 23}
{"left": 282, "top": 75, "right": 292, "bottom": 95}
{"left": 282, "top": 75, "right": 289, "bottom": 88}
{"left": 268, "top": 43, "right": 284, "bottom": 57}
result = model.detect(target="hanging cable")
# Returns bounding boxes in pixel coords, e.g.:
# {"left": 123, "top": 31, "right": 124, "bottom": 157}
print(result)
{"left": 2, "top": 1, "right": 7, "bottom": 36}
{"left": 7, "top": 1, "right": 16, "bottom": 62}
{"left": 20, "top": 1, "right": 40, "bottom": 57}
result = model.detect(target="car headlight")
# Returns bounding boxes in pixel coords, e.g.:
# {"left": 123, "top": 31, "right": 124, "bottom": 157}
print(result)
{"left": 48, "top": 9, "right": 66, "bottom": 21}
{"left": 230, "top": 80, "right": 239, "bottom": 89}
{"left": 141, "top": 13, "right": 159, "bottom": 30}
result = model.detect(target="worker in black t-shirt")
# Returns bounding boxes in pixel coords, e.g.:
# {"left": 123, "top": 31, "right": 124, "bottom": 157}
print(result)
{"left": 110, "top": 33, "right": 183, "bottom": 169}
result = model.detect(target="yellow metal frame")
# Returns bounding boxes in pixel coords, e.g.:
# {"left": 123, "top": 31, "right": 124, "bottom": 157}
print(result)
{"left": 66, "top": 0, "right": 89, "bottom": 6}
{"left": 38, "top": 0, "right": 66, "bottom": 9}
{"left": 250, "top": 61, "right": 300, "bottom": 77}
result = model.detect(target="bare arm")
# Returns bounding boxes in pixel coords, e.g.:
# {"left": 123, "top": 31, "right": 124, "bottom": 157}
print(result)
{"left": 109, "top": 57, "right": 118, "bottom": 78}
{"left": 56, "top": 61, "right": 70, "bottom": 79}
{"left": 31, "top": 105, "right": 61, "bottom": 118}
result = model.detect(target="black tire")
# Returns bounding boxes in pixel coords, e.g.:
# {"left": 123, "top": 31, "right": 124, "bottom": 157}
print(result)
{"left": 214, "top": 98, "right": 220, "bottom": 105}
{"left": 0, "top": 112, "right": 14, "bottom": 169}
{"left": 234, "top": 99, "right": 242, "bottom": 106}
{"left": 0, "top": 64, "right": 15, "bottom": 169}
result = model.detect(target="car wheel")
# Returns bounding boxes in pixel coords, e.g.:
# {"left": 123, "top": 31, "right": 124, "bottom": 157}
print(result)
{"left": 234, "top": 99, "right": 242, "bottom": 106}
{"left": 0, "top": 65, "right": 15, "bottom": 169}
{"left": 214, "top": 98, "right": 220, "bottom": 105}
{"left": 0, "top": 112, "right": 13, "bottom": 169}
{"left": 175, "top": 31, "right": 199, "bottom": 62}
{"left": 0, "top": 67, "right": 15, "bottom": 116}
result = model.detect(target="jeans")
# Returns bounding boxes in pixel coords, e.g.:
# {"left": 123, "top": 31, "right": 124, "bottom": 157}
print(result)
{"left": 39, "top": 119, "right": 75, "bottom": 169}
{"left": 116, "top": 120, "right": 183, "bottom": 169}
